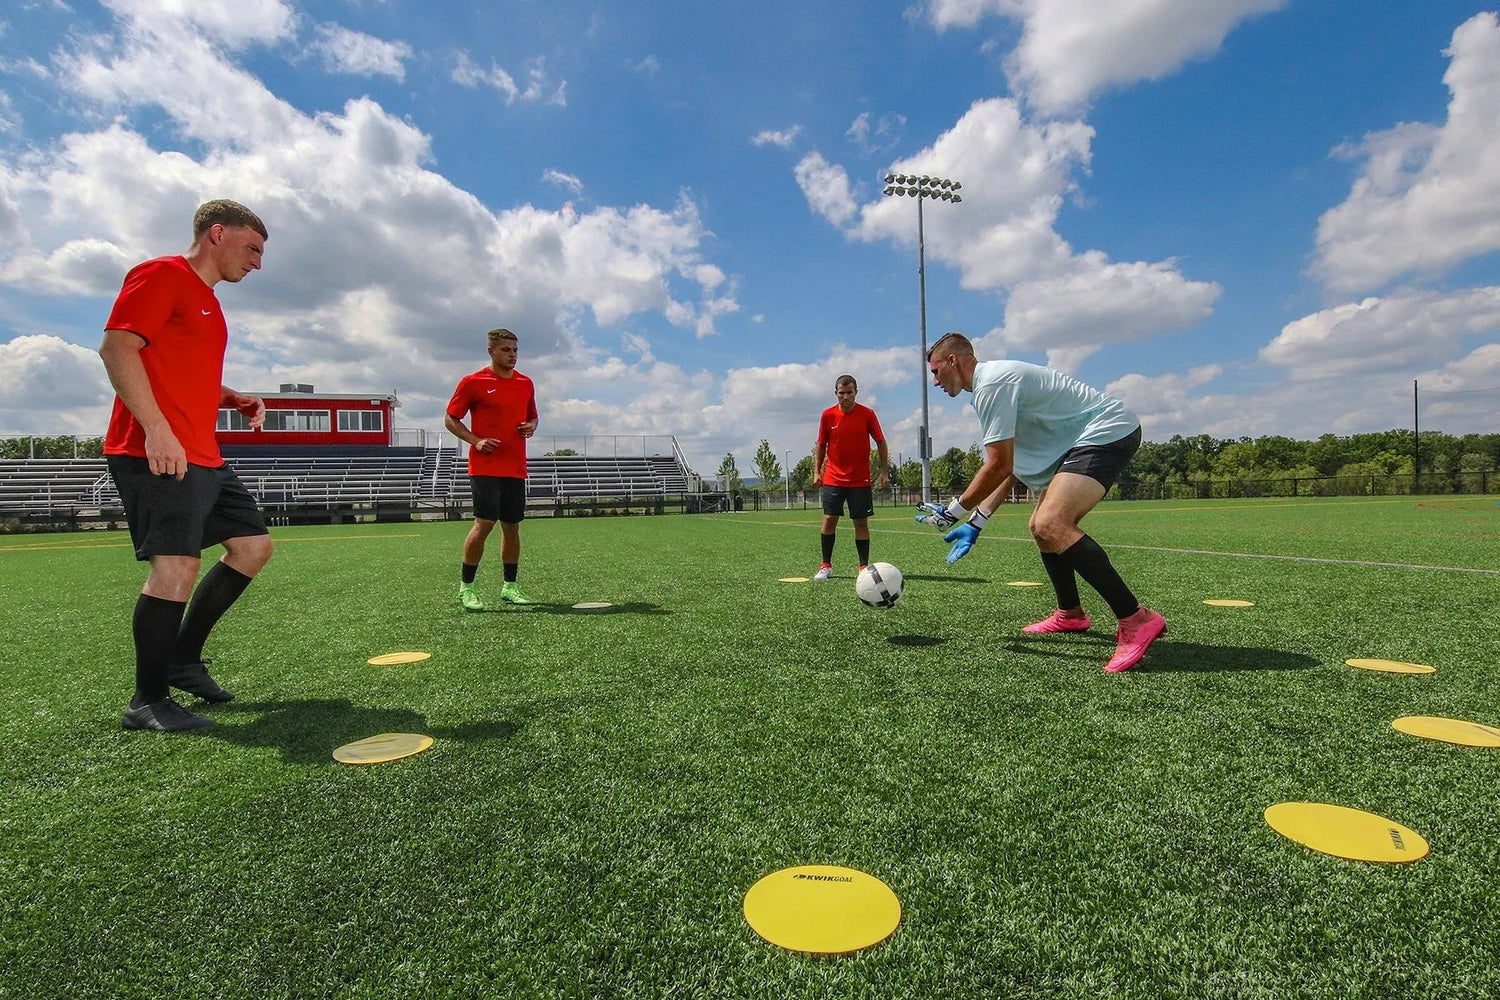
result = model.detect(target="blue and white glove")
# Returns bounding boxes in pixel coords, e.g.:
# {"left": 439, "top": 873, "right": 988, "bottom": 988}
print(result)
{"left": 915, "top": 498, "right": 968, "bottom": 530}
{"left": 943, "top": 509, "right": 988, "bottom": 563}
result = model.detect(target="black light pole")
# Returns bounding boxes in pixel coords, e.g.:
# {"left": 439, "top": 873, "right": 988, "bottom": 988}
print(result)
{"left": 1413, "top": 379, "right": 1420, "bottom": 495}
{"left": 883, "top": 173, "right": 962, "bottom": 503}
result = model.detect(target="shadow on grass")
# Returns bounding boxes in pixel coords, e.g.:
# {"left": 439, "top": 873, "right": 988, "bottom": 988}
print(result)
{"left": 1001, "top": 637, "right": 1317, "bottom": 672}
{"left": 903, "top": 574, "right": 988, "bottom": 584}
{"left": 475, "top": 602, "right": 670, "bottom": 616}
{"left": 887, "top": 635, "right": 948, "bottom": 647}
{"left": 203, "top": 698, "right": 519, "bottom": 764}
{"left": 1140, "top": 641, "right": 1317, "bottom": 673}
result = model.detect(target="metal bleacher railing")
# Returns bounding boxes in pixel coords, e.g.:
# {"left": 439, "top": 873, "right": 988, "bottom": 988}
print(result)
{"left": 0, "top": 435, "right": 697, "bottom": 519}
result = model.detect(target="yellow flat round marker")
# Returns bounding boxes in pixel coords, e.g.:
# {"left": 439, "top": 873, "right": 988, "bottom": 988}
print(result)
{"left": 1006, "top": 581, "right": 1043, "bottom": 587}
{"left": 1203, "top": 599, "right": 1255, "bottom": 608}
{"left": 743, "top": 865, "right": 900, "bottom": 955}
{"left": 779, "top": 577, "right": 810, "bottom": 583}
{"left": 366, "top": 651, "right": 431, "bottom": 666}
{"left": 1264, "top": 802, "right": 1428, "bottom": 863}
{"left": 571, "top": 602, "right": 613, "bottom": 610}
{"left": 333, "top": 733, "right": 434, "bottom": 765}
{"left": 1393, "top": 716, "right": 1500, "bottom": 748}
{"left": 1346, "top": 658, "right": 1436, "bottom": 675}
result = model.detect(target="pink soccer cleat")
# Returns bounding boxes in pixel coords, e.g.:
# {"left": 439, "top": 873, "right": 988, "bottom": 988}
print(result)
{"left": 1022, "top": 609, "right": 1092, "bottom": 634}
{"left": 1105, "top": 607, "right": 1167, "bottom": 673}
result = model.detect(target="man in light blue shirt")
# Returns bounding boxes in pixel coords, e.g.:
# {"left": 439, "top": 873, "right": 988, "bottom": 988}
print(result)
{"left": 918, "top": 332, "right": 1166, "bottom": 673}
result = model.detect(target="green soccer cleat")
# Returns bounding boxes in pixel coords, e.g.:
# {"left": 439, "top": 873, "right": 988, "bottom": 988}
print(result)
{"left": 458, "top": 582, "right": 486, "bottom": 611}
{"left": 499, "top": 581, "right": 535, "bottom": 605}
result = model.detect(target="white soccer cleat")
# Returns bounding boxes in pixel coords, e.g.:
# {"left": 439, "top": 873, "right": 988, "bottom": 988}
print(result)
{"left": 812, "top": 564, "right": 833, "bottom": 581}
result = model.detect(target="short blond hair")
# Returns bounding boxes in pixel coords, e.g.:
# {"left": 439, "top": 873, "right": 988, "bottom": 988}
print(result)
{"left": 928, "top": 331, "right": 973, "bottom": 360}
{"left": 193, "top": 200, "right": 267, "bottom": 240}
{"left": 486, "top": 328, "right": 518, "bottom": 347}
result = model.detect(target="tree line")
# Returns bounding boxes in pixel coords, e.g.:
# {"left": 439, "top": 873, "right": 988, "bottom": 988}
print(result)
{"left": 718, "top": 429, "right": 1500, "bottom": 494}
{"left": 9, "top": 429, "right": 1498, "bottom": 491}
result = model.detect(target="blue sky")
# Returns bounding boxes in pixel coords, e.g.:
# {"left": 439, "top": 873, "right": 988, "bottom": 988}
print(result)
{"left": 2, "top": 0, "right": 1498, "bottom": 475}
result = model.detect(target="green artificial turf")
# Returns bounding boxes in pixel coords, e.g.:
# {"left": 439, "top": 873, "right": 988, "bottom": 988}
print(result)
{"left": 2, "top": 497, "right": 1498, "bottom": 999}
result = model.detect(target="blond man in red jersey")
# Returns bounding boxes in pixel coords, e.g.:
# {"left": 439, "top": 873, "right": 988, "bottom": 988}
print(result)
{"left": 445, "top": 328, "right": 539, "bottom": 610}
{"left": 99, "top": 200, "right": 272, "bottom": 732}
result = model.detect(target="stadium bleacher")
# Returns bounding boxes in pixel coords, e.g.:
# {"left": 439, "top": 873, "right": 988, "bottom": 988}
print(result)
{"left": 0, "top": 459, "right": 115, "bottom": 513}
{"left": 0, "top": 443, "right": 695, "bottom": 517}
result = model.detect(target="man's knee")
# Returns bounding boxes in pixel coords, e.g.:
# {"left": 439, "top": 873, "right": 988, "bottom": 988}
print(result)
{"left": 224, "top": 533, "right": 273, "bottom": 572}
{"left": 145, "top": 555, "right": 202, "bottom": 601}
{"left": 1029, "top": 511, "right": 1071, "bottom": 548}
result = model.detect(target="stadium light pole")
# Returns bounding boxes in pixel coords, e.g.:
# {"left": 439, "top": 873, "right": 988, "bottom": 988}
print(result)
{"left": 883, "top": 173, "right": 962, "bottom": 503}
{"left": 784, "top": 449, "right": 791, "bottom": 509}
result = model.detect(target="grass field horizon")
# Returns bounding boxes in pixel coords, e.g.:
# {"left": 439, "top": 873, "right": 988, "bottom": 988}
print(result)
{"left": 3, "top": 496, "right": 1498, "bottom": 999}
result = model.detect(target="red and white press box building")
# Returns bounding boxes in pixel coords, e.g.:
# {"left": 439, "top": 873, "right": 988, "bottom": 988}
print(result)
{"left": 216, "top": 383, "right": 400, "bottom": 451}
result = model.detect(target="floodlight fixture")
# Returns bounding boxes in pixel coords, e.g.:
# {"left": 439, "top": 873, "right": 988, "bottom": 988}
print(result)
{"left": 878, "top": 173, "right": 965, "bottom": 502}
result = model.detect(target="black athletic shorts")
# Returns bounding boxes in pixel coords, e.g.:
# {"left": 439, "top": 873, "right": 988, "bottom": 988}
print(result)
{"left": 107, "top": 455, "right": 269, "bottom": 562}
{"left": 471, "top": 475, "right": 526, "bottom": 523}
{"left": 820, "top": 484, "right": 875, "bottom": 520}
{"left": 1054, "top": 426, "right": 1142, "bottom": 490}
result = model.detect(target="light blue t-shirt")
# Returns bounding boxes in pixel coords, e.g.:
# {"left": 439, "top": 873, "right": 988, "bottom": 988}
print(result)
{"left": 970, "top": 360, "right": 1140, "bottom": 488}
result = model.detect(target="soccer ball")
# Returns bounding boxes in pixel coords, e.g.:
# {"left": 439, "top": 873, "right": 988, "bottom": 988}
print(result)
{"left": 856, "top": 562, "right": 904, "bottom": 608}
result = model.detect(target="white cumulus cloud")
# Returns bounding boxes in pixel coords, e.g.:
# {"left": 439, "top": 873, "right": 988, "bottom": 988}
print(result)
{"left": 923, "top": 0, "right": 1287, "bottom": 115}
{"left": 311, "top": 24, "right": 411, "bottom": 81}
{"left": 451, "top": 52, "right": 566, "bottom": 106}
{"left": 1312, "top": 13, "right": 1500, "bottom": 294}
{"left": 804, "top": 98, "right": 1218, "bottom": 364}
{"left": 543, "top": 168, "right": 584, "bottom": 195}
{"left": 0, "top": 334, "right": 114, "bottom": 434}
{"left": 1260, "top": 288, "right": 1500, "bottom": 380}
{"left": 0, "top": 3, "right": 733, "bottom": 445}
{"left": 793, "top": 151, "right": 858, "bottom": 228}
{"left": 751, "top": 125, "right": 803, "bottom": 149}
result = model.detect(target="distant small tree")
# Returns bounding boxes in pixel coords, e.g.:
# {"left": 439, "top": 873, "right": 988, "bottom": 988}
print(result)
{"left": 961, "top": 443, "right": 983, "bottom": 482}
{"left": 789, "top": 455, "right": 815, "bottom": 491}
{"left": 895, "top": 460, "right": 922, "bottom": 493}
{"left": 752, "top": 439, "right": 781, "bottom": 487}
{"left": 931, "top": 446, "right": 969, "bottom": 495}
{"left": 717, "top": 452, "right": 742, "bottom": 493}
{"left": 545, "top": 447, "right": 578, "bottom": 457}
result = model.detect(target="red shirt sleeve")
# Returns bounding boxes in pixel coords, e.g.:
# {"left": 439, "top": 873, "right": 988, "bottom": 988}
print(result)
{"left": 105, "top": 261, "right": 176, "bottom": 343}
{"left": 447, "top": 375, "right": 474, "bottom": 420}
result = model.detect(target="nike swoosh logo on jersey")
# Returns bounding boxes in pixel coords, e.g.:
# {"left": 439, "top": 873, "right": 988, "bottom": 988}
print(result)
{"left": 201, "top": 309, "right": 213, "bottom": 315}
{"left": 487, "top": 388, "right": 497, "bottom": 394}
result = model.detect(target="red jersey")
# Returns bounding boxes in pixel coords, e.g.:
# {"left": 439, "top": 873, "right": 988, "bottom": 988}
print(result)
{"left": 447, "top": 367, "right": 537, "bottom": 477}
{"left": 102, "top": 256, "right": 228, "bottom": 469}
{"left": 817, "top": 403, "right": 885, "bottom": 487}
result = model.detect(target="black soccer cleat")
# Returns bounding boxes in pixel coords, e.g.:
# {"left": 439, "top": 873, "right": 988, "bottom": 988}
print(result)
{"left": 122, "top": 697, "right": 215, "bottom": 732}
{"left": 166, "top": 660, "right": 235, "bottom": 703}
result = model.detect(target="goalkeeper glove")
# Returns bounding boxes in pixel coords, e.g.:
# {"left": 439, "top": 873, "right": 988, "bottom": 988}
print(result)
{"left": 915, "top": 497, "right": 968, "bottom": 530}
{"left": 943, "top": 509, "right": 989, "bottom": 563}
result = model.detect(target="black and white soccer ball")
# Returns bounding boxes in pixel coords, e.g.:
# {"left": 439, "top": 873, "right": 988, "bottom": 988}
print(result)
{"left": 855, "top": 562, "right": 904, "bottom": 608}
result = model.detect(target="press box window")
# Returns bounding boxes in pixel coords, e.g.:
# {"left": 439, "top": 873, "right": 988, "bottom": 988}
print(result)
{"left": 217, "top": 409, "right": 254, "bottom": 431}
{"left": 262, "top": 409, "right": 330, "bottom": 432}
{"left": 338, "top": 410, "right": 384, "bottom": 432}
